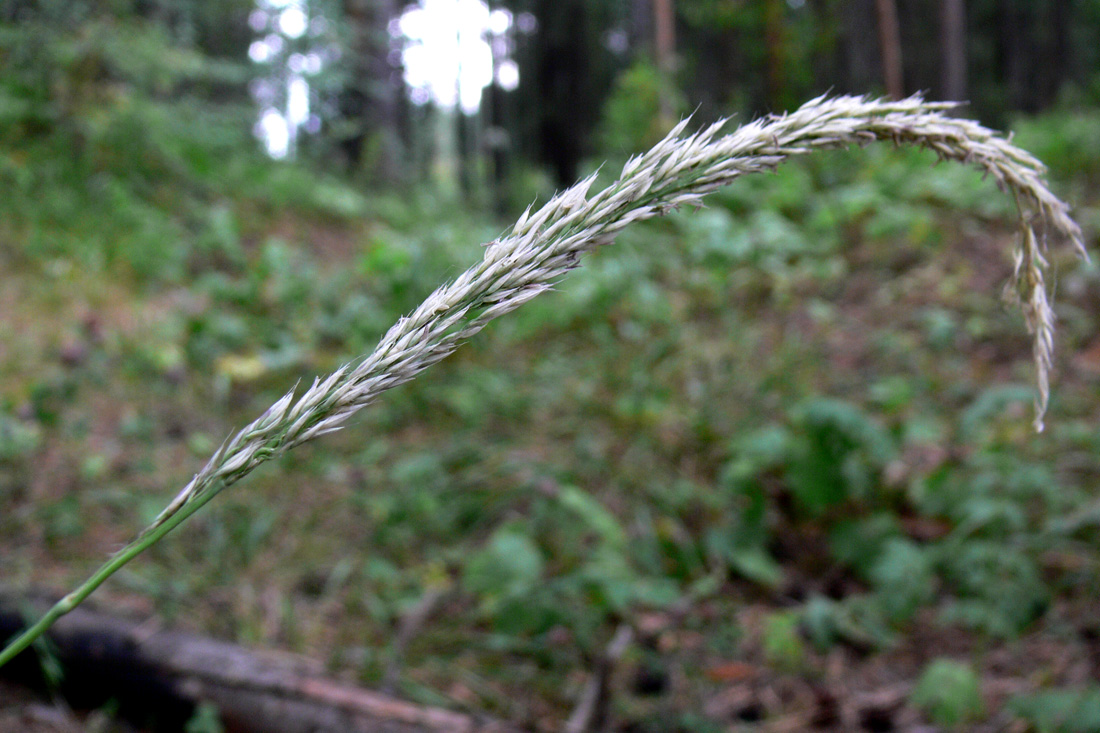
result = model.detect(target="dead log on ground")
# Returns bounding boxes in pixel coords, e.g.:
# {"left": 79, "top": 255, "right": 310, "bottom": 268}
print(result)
{"left": 0, "top": 591, "right": 521, "bottom": 733}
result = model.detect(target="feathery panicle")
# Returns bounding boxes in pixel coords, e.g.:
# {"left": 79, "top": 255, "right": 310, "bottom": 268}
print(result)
{"left": 144, "top": 94, "right": 1084, "bottom": 534}
{"left": 2, "top": 94, "right": 1086, "bottom": 672}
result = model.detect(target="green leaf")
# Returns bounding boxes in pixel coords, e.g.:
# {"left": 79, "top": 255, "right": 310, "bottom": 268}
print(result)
{"left": 726, "top": 546, "right": 784, "bottom": 589}
{"left": 911, "top": 659, "right": 985, "bottom": 725}
{"left": 631, "top": 576, "right": 682, "bottom": 608}
{"left": 829, "top": 514, "right": 901, "bottom": 573}
{"left": 1009, "top": 686, "right": 1100, "bottom": 733}
{"left": 0, "top": 412, "right": 41, "bottom": 462}
{"left": 558, "top": 485, "right": 627, "bottom": 548}
{"left": 462, "top": 529, "right": 545, "bottom": 603}
{"left": 868, "top": 538, "right": 935, "bottom": 624}
{"left": 938, "top": 541, "right": 1048, "bottom": 637}
{"left": 762, "top": 611, "right": 805, "bottom": 672}
{"left": 580, "top": 545, "right": 638, "bottom": 613}
{"left": 722, "top": 425, "right": 793, "bottom": 486}
{"left": 786, "top": 398, "right": 896, "bottom": 514}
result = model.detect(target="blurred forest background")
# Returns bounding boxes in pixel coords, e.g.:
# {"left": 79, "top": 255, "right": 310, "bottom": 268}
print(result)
{"left": 2, "top": 0, "right": 1100, "bottom": 730}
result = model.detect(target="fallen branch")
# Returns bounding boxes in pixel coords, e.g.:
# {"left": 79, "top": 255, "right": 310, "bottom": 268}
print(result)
{"left": 0, "top": 592, "right": 520, "bottom": 733}
{"left": 564, "top": 624, "right": 634, "bottom": 733}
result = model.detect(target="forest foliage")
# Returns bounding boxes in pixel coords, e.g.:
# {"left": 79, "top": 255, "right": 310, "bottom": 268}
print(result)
{"left": 2, "top": 1, "right": 1100, "bottom": 731}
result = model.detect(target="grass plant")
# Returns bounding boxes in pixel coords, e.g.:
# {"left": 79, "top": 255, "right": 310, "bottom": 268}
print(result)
{"left": 0, "top": 94, "right": 1085, "bottom": 669}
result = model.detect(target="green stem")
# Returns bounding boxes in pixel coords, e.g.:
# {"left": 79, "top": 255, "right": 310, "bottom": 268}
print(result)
{"left": 0, "top": 483, "right": 224, "bottom": 669}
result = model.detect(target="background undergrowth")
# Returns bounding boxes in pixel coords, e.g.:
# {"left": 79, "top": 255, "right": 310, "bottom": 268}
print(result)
{"left": 2, "top": 104, "right": 1100, "bottom": 730}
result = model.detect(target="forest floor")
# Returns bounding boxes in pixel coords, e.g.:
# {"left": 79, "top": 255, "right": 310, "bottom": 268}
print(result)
{"left": 2, "top": 128, "right": 1100, "bottom": 732}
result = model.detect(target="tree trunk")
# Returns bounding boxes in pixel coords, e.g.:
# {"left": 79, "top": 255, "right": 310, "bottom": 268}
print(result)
{"left": 629, "top": 0, "right": 653, "bottom": 54}
{"left": 654, "top": 0, "right": 676, "bottom": 125}
{"left": 485, "top": 0, "right": 511, "bottom": 212}
{"left": 940, "top": 0, "right": 967, "bottom": 101}
{"left": 338, "top": 0, "right": 404, "bottom": 182}
{"left": 839, "top": 0, "right": 880, "bottom": 95}
{"left": 0, "top": 593, "right": 520, "bottom": 733}
{"left": 763, "top": 0, "right": 786, "bottom": 109}
{"left": 807, "top": 0, "right": 841, "bottom": 96}
{"left": 874, "top": 0, "right": 904, "bottom": 99}
{"left": 999, "top": 0, "right": 1034, "bottom": 111}
{"left": 1043, "top": 0, "right": 1071, "bottom": 106}
{"left": 516, "top": 0, "right": 592, "bottom": 187}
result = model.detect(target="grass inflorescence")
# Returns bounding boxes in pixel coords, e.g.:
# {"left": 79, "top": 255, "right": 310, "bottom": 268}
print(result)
{"left": 0, "top": 94, "right": 1085, "bottom": 669}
